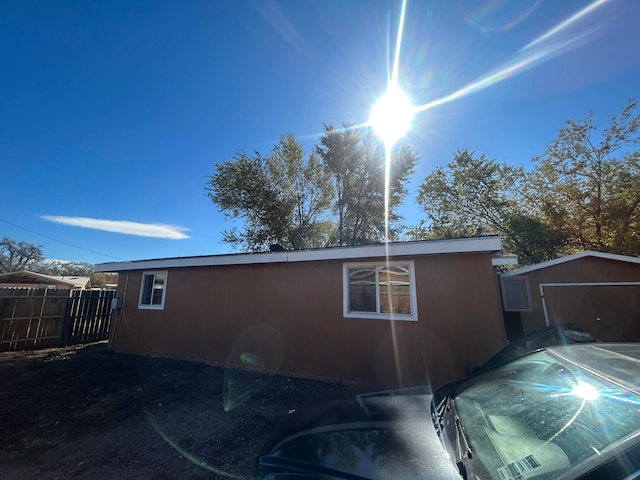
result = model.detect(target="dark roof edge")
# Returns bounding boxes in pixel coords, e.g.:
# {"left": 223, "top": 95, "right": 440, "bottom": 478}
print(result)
{"left": 95, "top": 236, "right": 503, "bottom": 272}
{"left": 0, "top": 270, "right": 78, "bottom": 286}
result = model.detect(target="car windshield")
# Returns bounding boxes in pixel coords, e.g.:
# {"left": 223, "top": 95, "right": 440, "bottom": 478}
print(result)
{"left": 268, "top": 424, "right": 447, "bottom": 480}
{"left": 454, "top": 349, "right": 640, "bottom": 480}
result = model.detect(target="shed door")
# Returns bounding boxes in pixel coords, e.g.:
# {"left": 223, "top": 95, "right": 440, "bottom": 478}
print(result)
{"left": 543, "top": 284, "right": 640, "bottom": 342}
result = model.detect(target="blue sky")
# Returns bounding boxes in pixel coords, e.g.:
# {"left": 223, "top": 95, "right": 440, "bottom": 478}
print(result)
{"left": 1, "top": 0, "right": 639, "bottom": 265}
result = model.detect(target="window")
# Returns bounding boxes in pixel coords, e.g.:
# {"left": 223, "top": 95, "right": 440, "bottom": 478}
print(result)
{"left": 138, "top": 271, "right": 167, "bottom": 309}
{"left": 343, "top": 262, "right": 417, "bottom": 320}
{"left": 500, "top": 276, "right": 533, "bottom": 311}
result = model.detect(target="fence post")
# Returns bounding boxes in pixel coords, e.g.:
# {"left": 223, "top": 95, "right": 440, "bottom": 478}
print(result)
{"left": 61, "top": 291, "right": 74, "bottom": 346}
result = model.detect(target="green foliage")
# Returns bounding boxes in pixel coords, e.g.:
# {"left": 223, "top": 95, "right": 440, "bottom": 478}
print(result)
{"left": 414, "top": 149, "right": 566, "bottom": 264}
{"left": 207, "top": 100, "right": 640, "bottom": 262}
{"left": 207, "top": 126, "right": 417, "bottom": 251}
{"left": 528, "top": 99, "right": 640, "bottom": 256}
{"left": 417, "top": 149, "right": 520, "bottom": 234}
{"left": 317, "top": 124, "right": 418, "bottom": 245}
{"left": 414, "top": 100, "right": 640, "bottom": 264}
{"left": 266, "top": 134, "right": 335, "bottom": 249}
{"left": 206, "top": 134, "right": 334, "bottom": 252}
{"left": 0, "top": 237, "right": 43, "bottom": 272}
{"left": 90, "top": 272, "right": 118, "bottom": 288}
{"left": 35, "top": 260, "right": 95, "bottom": 276}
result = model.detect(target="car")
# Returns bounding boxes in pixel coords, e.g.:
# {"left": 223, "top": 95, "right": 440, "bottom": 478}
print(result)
{"left": 468, "top": 324, "right": 596, "bottom": 375}
{"left": 254, "top": 343, "right": 640, "bottom": 479}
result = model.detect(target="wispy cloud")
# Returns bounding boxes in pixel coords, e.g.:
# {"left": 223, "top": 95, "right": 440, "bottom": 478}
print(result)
{"left": 42, "top": 216, "right": 190, "bottom": 240}
{"left": 255, "top": 0, "right": 306, "bottom": 52}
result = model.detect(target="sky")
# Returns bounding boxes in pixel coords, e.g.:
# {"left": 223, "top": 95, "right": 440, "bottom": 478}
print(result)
{"left": 1, "top": 0, "right": 639, "bottom": 266}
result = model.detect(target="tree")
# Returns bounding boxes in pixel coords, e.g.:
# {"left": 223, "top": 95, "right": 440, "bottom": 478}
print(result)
{"left": 528, "top": 99, "right": 640, "bottom": 256}
{"left": 91, "top": 272, "right": 118, "bottom": 288}
{"left": 316, "top": 124, "right": 418, "bottom": 245}
{"left": 35, "top": 260, "right": 95, "bottom": 277}
{"left": 206, "top": 134, "right": 334, "bottom": 252}
{"left": 414, "top": 149, "right": 566, "bottom": 264}
{"left": 266, "top": 134, "right": 335, "bottom": 249}
{"left": 0, "top": 237, "right": 43, "bottom": 272}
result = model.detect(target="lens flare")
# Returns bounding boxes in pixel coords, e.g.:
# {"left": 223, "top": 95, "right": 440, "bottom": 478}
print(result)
{"left": 522, "top": 0, "right": 609, "bottom": 51}
{"left": 465, "top": 0, "right": 540, "bottom": 35}
{"left": 572, "top": 381, "right": 599, "bottom": 401}
{"left": 223, "top": 324, "right": 284, "bottom": 412}
{"left": 409, "top": 0, "right": 610, "bottom": 114}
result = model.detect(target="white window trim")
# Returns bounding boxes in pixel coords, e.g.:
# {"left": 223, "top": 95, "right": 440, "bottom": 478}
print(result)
{"left": 138, "top": 270, "right": 168, "bottom": 310}
{"left": 343, "top": 261, "right": 418, "bottom": 321}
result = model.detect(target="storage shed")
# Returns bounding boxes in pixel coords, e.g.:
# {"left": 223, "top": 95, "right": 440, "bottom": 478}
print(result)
{"left": 500, "top": 251, "right": 640, "bottom": 342}
{"left": 96, "top": 237, "right": 512, "bottom": 389}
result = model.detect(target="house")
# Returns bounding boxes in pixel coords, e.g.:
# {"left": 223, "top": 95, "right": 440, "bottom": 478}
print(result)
{"left": 500, "top": 251, "right": 640, "bottom": 342}
{"left": 49, "top": 275, "right": 92, "bottom": 289}
{"left": 0, "top": 271, "right": 91, "bottom": 290}
{"left": 95, "top": 236, "right": 514, "bottom": 389}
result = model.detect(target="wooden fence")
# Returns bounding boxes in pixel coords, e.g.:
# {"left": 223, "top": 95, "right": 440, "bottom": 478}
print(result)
{"left": 0, "top": 288, "right": 116, "bottom": 351}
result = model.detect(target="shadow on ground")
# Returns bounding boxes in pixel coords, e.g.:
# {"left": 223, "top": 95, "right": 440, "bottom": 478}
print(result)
{"left": 0, "top": 343, "right": 343, "bottom": 479}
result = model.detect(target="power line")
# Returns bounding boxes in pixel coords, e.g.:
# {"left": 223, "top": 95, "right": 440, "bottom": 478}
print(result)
{"left": 0, "top": 217, "right": 124, "bottom": 261}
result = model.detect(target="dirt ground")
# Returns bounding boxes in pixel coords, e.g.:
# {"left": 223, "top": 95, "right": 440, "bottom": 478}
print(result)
{"left": 0, "top": 342, "right": 344, "bottom": 479}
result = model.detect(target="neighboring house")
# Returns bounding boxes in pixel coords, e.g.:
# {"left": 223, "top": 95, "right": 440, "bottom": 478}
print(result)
{"left": 500, "top": 251, "right": 640, "bottom": 342}
{"left": 95, "top": 236, "right": 515, "bottom": 389}
{"left": 0, "top": 271, "right": 91, "bottom": 290}
{"left": 50, "top": 275, "right": 92, "bottom": 289}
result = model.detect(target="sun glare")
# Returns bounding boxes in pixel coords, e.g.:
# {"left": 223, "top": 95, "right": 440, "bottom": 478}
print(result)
{"left": 572, "top": 381, "right": 599, "bottom": 401}
{"left": 369, "top": 83, "right": 416, "bottom": 148}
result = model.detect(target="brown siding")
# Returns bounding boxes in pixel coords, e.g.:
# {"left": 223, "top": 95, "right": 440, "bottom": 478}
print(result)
{"left": 414, "top": 254, "right": 506, "bottom": 388}
{"left": 514, "top": 257, "right": 640, "bottom": 340}
{"left": 112, "top": 272, "right": 143, "bottom": 353}
{"left": 110, "top": 252, "right": 505, "bottom": 390}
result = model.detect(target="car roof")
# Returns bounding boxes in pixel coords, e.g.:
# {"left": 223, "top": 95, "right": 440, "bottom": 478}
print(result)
{"left": 546, "top": 343, "right": 640, "bottom": 393}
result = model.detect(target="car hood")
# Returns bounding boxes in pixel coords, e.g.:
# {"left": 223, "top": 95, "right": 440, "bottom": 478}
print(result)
{"left": 256, "top": 385, "right": 461, "bottom": 480}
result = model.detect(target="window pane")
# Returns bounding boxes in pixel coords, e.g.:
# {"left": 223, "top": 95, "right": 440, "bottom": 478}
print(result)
{"left": 141, "top": 274, "right": 154, "bottom": 305}
{"left": 378, "top": 265, "right": 409, "bottom": 283}
{"left": 379, "top": 266, "right": 411, "bottom": 315}
{"left": 348, "top": 267, "right": 376, "bottom": 313}
{"left": 151, "top": 273, "right": 165, "bottom": 305}
{"left": 151, "top": 288, "right": 164, "bottom": 305}
{"left": 380, "top": 284, "right": 411, "bottom": 314}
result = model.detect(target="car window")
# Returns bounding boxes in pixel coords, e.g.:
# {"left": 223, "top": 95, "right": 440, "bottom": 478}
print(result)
{"left": 270, "top": 424, "right": 444, "bottom": 479}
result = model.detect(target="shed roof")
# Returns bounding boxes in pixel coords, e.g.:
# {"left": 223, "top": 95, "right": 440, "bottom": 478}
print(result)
{"left": 50, "top": 276, "right": 92, "bottom": 288}
{"left": 0, "top": 270, "right": 79, "bottom": 287}
{"left": 501, "top": 250, "right": 640, "bottom": 277}
{"left": 95, "top": 236, "right": 506, "bottom": 273}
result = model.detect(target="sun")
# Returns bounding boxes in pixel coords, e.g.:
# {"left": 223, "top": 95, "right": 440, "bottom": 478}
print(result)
{"left": 368, "top": 83, "right": 416, "bottom": 148}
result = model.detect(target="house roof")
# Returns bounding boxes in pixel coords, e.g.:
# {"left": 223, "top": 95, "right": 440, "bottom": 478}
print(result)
{"left": 490, "top": 251, "right": 518, "bottom": 266}
{"left": 0, "top": 270, "right": 79, "bottom": 287}
{"left": 95, "top": 236, "right": 506, "bottom": 273}
{"left": 50, "top": 276, "right": 92, "bottom": 288}
{"left": 501, "top": 250, "right": 640, "bottom": 277}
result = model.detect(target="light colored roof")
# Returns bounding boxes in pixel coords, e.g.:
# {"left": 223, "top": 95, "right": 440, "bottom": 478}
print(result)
{"left": 491, "top": 251, "right": 518, "bottom": 266}
{"left": 501, "top": 250, "right": 640, "bottom": 277}
{"left": 50, "top": 276, "right": 91, "bottom": 288}
{"left": 0, "top": 270, "right": 78, "bottom": 287}
{"left": 95, "top": 236, "right": 504, "bottom": 273}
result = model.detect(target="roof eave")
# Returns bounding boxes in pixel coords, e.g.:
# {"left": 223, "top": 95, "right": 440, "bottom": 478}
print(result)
{"left": 0, "top": 270, "right": 78, "bottom": 286}
{"left": 501, "top": 250, "right": 640, "bottom": 277}
{"left": 95, "top": 236, "right": 503, "bottom": 273}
